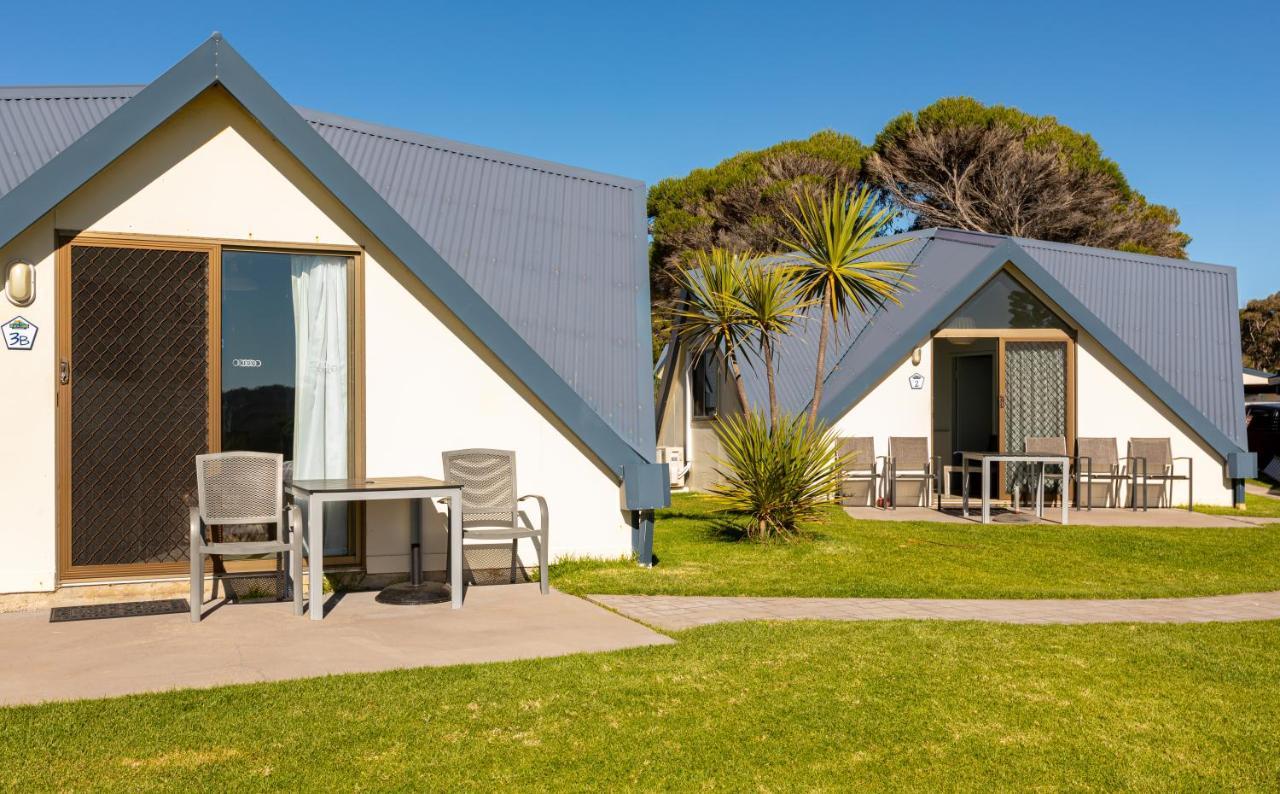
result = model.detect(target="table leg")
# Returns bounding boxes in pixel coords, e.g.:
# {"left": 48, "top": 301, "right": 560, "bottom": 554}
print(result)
{"left": 981, "top": 458, "right": 991, "bottom": 524}
{"left": 1061, "top": 459, "right": 1070, "bottom": 525}
{"left": 1036, "top": 463, "right": 1044, "bottom": 518}
{"left": 309, "top": 495, "right": 325, "bottom": 621}
{"left": 962, "top": 458, "right": 969, "bottom": 518}
{"left": 449, "top": 489, "right": 463, "bottom": 609}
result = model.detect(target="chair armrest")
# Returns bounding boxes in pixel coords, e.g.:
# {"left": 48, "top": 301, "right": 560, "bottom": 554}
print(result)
{"left": 189, "top": 507, "right": 205, "bottom": 548}
{"left": 1120, "top": 455, "right": 1147, "bottom": 480}
{"left": 517, "top": 494, "right": 549, "bottom": 532}
{"left": 1173, "top": 456, "right": 1193, "bottom": 477}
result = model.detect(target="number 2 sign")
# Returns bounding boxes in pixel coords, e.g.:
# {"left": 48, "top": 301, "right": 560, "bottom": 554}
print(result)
{"left": 2, "top": 316, "right": 37, "bottom": 351}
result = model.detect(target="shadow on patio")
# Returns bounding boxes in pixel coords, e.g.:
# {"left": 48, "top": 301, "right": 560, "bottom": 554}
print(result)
{"left": 0, "top": 584, "right": 672, "bottom": 707}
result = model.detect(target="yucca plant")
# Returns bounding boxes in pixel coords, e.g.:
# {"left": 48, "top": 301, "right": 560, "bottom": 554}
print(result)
{"left": 738, "top": 257, "right": 810, "bottom": 427}
{"left": 710, "top": 411, "right": 847, "bottom": 540}
{"left": 670, "top": 249, "right": 755, "bottom": 415}
{"left": 779, "top": 184, "right": 914, "bottom": 428}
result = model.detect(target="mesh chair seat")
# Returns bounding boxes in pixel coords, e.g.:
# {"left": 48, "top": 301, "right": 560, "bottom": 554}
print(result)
{"left": 443, "top": 449, "right": 550, "bottom": 594}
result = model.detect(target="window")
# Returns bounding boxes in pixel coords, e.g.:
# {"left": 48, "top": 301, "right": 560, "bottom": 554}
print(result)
{"left": 221, "top": 250, "right": 356, "bottom": 557}
{"left": 943, "top": 271, "right": 1068, "bottom": 331}
{"left": 691, "top": 350, "right": 720, "bottom": 418}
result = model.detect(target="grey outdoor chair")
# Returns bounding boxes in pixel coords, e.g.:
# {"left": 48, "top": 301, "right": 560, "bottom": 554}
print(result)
{"left": 1128, "top": 437, "right": 1193, "bottom": 511}
{"left": 838, "top": 437, "right": 884, "bottom": 508}
{"left": 1023, "top": 436, "right": 1072, "bottom": 507}
{"left": 1075, "top": 438, "right": 1142, "bottom": 510}
{"left": 442, "top": 449, "right": 550, "bottom": 594}
{"left": 887, "top": 437, "right": 941, "bottom": 510}
{"left": 190, "top": 451, "right": 303, "bottom": 622}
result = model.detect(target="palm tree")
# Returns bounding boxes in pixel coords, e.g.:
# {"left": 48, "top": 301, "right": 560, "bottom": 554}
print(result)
{"left": 779, "top": 184, "right": 914, "bottom": 428}
{"left": 738, "top": 256, "right": 810, "bottom": 427}
{"left": 670, "top": 249, "right": 754, "bottom": 416}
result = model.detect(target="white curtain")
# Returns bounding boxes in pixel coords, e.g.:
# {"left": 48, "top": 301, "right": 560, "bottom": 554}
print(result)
{"left": 291, "top": 255, "right": 349, "bottom": 554}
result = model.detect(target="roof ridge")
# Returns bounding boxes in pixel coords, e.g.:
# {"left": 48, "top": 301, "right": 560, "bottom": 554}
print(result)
{"left": 1013, "top": 235, "right": 1234, "bottom": 274}
{"left": 298, "top": 106, "right": 645, "bottom": 191}
{"left": 0, "top": 84, "right": 645, "bottom": 191}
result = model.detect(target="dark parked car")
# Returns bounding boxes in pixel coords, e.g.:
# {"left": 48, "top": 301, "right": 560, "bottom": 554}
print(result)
{"left": 1246, "top": 402, "right": 1280, "bottom": 475}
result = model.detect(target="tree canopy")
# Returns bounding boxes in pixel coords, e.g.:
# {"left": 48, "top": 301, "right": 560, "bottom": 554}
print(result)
{"left": 648, "top": 131, "right": 867, "bottom": 353}
{"left": 1241, "top": 291, "right": 1280, "bottom": 373}
{"left": 866, "top": 97, "right": 1190, "bottom": 257}
{"left": 647, "top": 98, "right": 1194, "bottom": 356}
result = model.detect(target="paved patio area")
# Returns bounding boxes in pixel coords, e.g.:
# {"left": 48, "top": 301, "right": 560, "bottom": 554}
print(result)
{"left": 0, "top": 584, "right": 671, "bottom": 707}
{"left": 591, "top": 591, "right": 1280, "bottom": 631}
{"left": 845, "top": 505, "right": 1274, "bottom": 527}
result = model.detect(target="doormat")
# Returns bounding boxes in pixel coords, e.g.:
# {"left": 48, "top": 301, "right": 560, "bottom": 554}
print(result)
{"left": 49, "top": 599, "right": 189, "bottom": 623}
{"left": 992, "top": 512, "right": 1038, "bottom": 524}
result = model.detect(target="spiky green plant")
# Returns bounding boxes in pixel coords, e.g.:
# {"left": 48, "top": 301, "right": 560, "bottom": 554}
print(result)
{"left": 710, "top": 411, "right": 847, "bottom": 540}
{"left": 738, "top": 257, "right": 811, "bottom": 427}
{"left": 670, "top": 249, "right": 755, "bottom": 415}
{"left": 779, "top": 184, "right": 914, "bottom": 427}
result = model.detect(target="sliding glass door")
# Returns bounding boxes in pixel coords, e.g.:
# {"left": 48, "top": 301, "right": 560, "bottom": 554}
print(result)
{"left": 58, "top": 237, "right": 362, "bottom": 582}
{"left": 221, "top": 250, "right": 356, "bottom": 558}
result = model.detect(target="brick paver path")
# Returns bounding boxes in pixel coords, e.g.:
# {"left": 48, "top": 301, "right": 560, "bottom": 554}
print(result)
{"left": 589, "top": 591, "right": 1280, "bottom": 630}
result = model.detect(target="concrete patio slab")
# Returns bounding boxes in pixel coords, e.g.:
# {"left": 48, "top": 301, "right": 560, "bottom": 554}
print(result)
{"left": 0, "top": 584, "right": 672, "bottom": 707}
{"left": 845, "top": 505, "right": 1275, "bottom": 527}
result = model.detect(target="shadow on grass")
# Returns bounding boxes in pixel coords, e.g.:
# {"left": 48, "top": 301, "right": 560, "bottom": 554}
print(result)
{"left": 699, "top": 513, "right": 830, "bottom": 545}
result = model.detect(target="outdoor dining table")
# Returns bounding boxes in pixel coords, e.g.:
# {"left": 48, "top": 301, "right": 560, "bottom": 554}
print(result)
{"left": 285, "top": 477, "right": 463, "bottom": 620}
{"left": 958, "top": 451, "right": 1071, "bottom": 525}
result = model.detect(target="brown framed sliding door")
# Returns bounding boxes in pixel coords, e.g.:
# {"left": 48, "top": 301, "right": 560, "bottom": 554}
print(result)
{"left": 998, "top": 336, "right": 1075, "bottom": 501}
{"left": 57, "top": 239, "right": 219, "bottom": 580}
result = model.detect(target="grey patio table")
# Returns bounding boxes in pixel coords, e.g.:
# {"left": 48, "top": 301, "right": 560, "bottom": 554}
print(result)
{"left": 958, "top": 451, "right": 1070, "bottom": 525}
{"left": 286, "top": 477, "right": 463, "bottom": 620}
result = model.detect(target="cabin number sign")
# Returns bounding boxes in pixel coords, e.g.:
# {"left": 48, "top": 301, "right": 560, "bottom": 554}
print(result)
{"left": 908, "top": 372, "right": 925, "bottom": 390}
{"left": 2, "top": 316, "right": 37, "bottom": 351}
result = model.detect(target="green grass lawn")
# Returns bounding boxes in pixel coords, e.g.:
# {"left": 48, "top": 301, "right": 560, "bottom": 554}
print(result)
{"left": 2, "top": 620, "right": 1277, "bottom": 790}
{"left": 1195, "top": 492, "right": 1280, "bottom": 519}
{"left": 553, "top": 494, "right": 1280, "bottom": 599}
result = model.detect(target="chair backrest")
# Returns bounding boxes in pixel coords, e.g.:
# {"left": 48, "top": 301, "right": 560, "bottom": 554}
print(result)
{"left": 195, "top": 452, "right": 283, "bottom": 525}
{"left": 838, "top": 437, "right": 875, "bottom": 472}
{"left": 1076, "top": 437, "right": 1118, "bottom": 469}
{"left": 889, "top": 437, "right": 930, "bottom": 470}
{"left": 443, "top": 449, "right": 518, "bottom": 529}
{"left": 1129, "top": 437, "right": 1173, "bottom": 471}
{"left": 1025, "top": 436, "right": 1067, "bottom": 456}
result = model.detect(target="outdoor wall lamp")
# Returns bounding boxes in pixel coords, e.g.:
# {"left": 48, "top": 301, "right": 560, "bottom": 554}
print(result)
{"left": 911, "top": 347, "right": 922, "bottom": 366}
{"left": 3, "top": 260, "right": 35, "bottom": 307}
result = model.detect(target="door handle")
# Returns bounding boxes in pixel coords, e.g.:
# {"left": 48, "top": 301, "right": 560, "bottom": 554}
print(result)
{"left": 59, "top": 359, "right": 70, "bottom": 385}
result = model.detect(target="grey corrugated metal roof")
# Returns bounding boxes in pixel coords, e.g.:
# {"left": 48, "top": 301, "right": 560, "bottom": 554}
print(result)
{"left": 733, "top": 227, "right": 1246, "bottom": 455}
{"left": 0, "top": 82, "right": 653, "bottom": 458}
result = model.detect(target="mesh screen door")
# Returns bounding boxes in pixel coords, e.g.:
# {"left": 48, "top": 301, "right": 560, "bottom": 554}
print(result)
{"left": 66, "top": 245, "right": 211, "bottom": 571}
{"left": 1002, "top": 341, "right": 1067, "bottom": 494}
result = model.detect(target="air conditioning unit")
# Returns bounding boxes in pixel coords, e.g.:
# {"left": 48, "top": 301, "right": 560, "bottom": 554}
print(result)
{"left": 657, "top": 447, "right": 690, "bottom": 488}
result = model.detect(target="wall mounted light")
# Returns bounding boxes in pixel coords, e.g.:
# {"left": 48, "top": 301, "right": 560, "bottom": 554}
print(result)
{"left": 4, "top": 260, "right": 35, "bottom": 307}
{"left": 911, "top": 347, "right": 922, "bottom": 366}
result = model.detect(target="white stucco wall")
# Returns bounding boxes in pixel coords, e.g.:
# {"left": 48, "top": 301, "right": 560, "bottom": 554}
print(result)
{"left": 0, "top": 220, "right": 59, "bottom": 592}
{"left": 1076, "top": 333, "right": 1231, "bottom": 506}
{"left": 830, "top": 342, "right": 934, "bottom": 459}
{"left": 0, "top": 88, "right": 631, "bottom": 594}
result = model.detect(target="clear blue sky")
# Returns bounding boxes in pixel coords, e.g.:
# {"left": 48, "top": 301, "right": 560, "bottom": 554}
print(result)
{"left": 4, "top": 0, "right": 1276, "bottom": 302}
